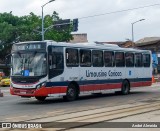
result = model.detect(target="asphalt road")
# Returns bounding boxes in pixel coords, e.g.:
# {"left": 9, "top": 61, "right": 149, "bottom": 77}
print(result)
{"left": 0, "top": 84, "right": 160, "bottom": 122}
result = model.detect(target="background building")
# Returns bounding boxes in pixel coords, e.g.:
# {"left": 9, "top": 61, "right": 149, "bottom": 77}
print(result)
{"left": 70, "top": 33, "right": 88, "bottom": 43}
{"left": 95, "top": 41, "right": 134, "bottom": 48}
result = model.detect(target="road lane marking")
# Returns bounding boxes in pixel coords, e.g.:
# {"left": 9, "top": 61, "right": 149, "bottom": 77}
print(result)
{"left": 6, "top": 115, "right": 28, "bottom": 121}
{"left": 46, "top": 110, "right": 65, "bottom": 115}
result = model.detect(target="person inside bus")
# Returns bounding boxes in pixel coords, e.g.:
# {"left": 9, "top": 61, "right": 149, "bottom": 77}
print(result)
{"left": 104, "top": 54, "right": 112, "bottom": 67}
{"left": 126, "top": 57, "right": 133, "bottom": 67}
{"left": 93, "top": 55, "right": 102, "bottom": 67}
{"left": 81, "top": 52, "right": 91, "bottom": 66}
{"left": 67, "top": 50, "right": 78, "bottom": 66}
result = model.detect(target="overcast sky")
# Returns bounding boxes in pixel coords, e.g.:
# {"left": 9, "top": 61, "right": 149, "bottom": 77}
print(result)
{"left": 0, "top": 0, "right": 160, "bottom": 42}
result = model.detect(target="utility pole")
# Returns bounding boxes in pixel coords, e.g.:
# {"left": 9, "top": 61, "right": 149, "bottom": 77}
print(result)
{"left": 41, "top": 0, "right": 55, "bottom": 41}
{"left": 131, "top": 19, "right": 145, "bottom": 42}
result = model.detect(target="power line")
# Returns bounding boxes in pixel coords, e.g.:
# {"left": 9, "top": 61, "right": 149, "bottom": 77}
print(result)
{"left": 79, "top": 3, "right": 160, "bottom": 19}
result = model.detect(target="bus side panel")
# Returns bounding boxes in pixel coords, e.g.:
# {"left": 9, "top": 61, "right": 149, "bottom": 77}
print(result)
{"left": 81, "top": 81, "right": 122, "bottom": 92}
{"left": 130, "top": 52, "right": 152, "bottom": 88}
{"left": 79, "top": 67, "right": 124, "bottom": 93}
{"left": 46, "top": 80, "right": 68, "bottom": 96}
{"left": 130, "top": 78, "right": 152, "bottom": 87}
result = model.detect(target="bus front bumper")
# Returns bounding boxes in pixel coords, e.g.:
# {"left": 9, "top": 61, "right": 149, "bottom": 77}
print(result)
{"left": 10, "top": 86, "right": 49, "bottom": 97}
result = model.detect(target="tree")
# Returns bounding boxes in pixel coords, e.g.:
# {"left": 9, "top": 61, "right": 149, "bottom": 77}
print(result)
{"left": 0, "top": 11, "right": 73, "bottom": 63}
{"left": 44, "top": 11, "right": 73, "bottom": 42}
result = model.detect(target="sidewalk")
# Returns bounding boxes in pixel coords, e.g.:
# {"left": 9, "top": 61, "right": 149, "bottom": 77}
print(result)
{"left": 152, "top": 82, "right": 160, "bottom": 87}
{"left": 0, "top": 87, "right": 10, "bottom": 93}
{"left": 153, "top": 75, "right": 160, "bottom": 82}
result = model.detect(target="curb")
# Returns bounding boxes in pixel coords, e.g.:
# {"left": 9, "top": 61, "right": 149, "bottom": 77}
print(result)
{"left": 0, "top": 89, "right": 3, "bottom": 97}
{"left": 1, "top": 90, "right": 10, "bottom": 93}
{"left": 152, "top": 82, "right": 160, "bottom": 85}
{"left": 151, "top": 83, "right": 160, "bottom": 88}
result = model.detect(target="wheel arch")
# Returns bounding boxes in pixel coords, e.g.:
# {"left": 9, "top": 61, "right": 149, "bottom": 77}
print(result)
{"left": 121, "top": 79, "right": 131, "bottom": 95}
{"left": 123, "top": 79, "right": 130, "bottom": 89}
{"left": 68, "top": 81, "right": 80, "bottom": 94}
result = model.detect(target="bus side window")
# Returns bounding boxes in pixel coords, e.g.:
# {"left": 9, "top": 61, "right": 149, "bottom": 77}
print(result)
{"left": 66, "top": 48, "right": 79, "bottom": 67}
{"left": 92, "top": 50, "right": 103, "bottom": 67}
{"left": 143, "top": 54, "right": 150, "bottom": 67}
{"left": 104, "top": 51, "right": 114, "bottom": 67}
{"left": 115, "top": 52, "right": 125, "bottom": 67}
{"left": 125, "top": 53, "right": 134, "bottom": 67}
{"left": 80, "top": 49, "right": 91, "bottom": 67}
{"left": 135, "top": 53, "right": 142, "bottom": 67}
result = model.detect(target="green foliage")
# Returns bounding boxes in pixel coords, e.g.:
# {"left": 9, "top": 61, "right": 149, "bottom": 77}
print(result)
{"left": 0, "top": 11, "right": 73, "bottom": 62}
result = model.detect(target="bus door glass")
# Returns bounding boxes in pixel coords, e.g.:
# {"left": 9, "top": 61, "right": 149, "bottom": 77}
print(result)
{"left": 48, "top": 46, "right": 64, "bottom": 94}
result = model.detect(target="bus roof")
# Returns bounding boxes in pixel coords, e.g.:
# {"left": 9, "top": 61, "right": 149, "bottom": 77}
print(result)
{"left": 50, "top": 41, "right": 150, "bottom": 53}
{"left": 14, "top": 40, "right": 151, "bottom": 53}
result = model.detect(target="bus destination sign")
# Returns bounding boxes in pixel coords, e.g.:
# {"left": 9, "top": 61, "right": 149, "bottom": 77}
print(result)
{"left": 12, "top": 42, "right": 46, "bottom": 51}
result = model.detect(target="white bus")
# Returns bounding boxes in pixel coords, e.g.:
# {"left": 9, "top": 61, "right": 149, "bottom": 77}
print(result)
{"left": 10, "top": 40, "right": 152, "bottom": 101}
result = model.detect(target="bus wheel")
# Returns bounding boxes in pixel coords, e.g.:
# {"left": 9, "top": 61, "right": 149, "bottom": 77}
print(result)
{"left": 64, "top": 84, "right": 78, "bottom": 101}
{"left": 121, "top": 80, "right": 130, "bottom": 95}
{"left": 35, "top": 96, "right": 46, "bottom": 101}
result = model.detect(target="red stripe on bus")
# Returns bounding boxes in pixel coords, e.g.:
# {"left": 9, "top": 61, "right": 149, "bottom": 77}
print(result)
{"left": 10, "top": 81, "right": 152, "bottom": 97}
{"left": 81, "top": 83, "right": 122, "bottom": 91}
{"left": 50, "top": 87, "right": 67, "bottom": 94}
{"left": 131, "top": 81, "right": 152, "bottom": 87}
{"left": 34, "top": 86, "right": 50, "bottom": 96}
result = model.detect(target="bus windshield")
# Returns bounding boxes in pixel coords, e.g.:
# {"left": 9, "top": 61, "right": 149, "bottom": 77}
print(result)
{"left": 12, "top": 52, "right": 47, "bottom": 77}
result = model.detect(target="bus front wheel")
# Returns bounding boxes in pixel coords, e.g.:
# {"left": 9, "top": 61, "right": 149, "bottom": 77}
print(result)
{"left": 35, "top": 96, "right": 46, "bottom": 101}
{"left": 64, "top": 84, "right": 78, "bottom": 101}
{"left": 121, "top": 80, "right": 130, "bottom": 95}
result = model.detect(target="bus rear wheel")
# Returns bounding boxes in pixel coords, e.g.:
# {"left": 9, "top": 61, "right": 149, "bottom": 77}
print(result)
{"left": 121, "top": 80, "right": 130, "bottom": 95}
{"left": 64, "top": 84, "right": 78, "bottom": 101}
{"left": 35, "top": 96, "right": 46, "bottom": 101}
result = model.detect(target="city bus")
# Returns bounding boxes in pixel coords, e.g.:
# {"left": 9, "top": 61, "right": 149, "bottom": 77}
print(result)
{"left": 10, "top": 40, "right": 152, "bottom": 101}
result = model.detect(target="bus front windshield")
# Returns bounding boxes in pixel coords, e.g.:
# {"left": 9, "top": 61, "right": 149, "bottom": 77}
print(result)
{"left": 12, "top": 52, "right": 47, "bottom": 77}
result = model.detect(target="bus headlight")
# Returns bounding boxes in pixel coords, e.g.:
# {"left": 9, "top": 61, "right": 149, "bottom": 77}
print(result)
{"left": 41, "top": 82, "right": 47, "bottom": 87}
{"left": 36, "top": 84, "right": 41, "bottom": 89}
{"left": 36, "top": 82, "right": 47, "bottom": 89}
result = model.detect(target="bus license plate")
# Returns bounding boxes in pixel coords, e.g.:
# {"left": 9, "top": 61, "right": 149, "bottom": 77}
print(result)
{"left": 20, "top": 91, "right": 26, "bottom": 94}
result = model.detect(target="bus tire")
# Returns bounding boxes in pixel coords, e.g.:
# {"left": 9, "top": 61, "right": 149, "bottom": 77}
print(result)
{"left": 64, "top": 84, "right": 78, "bottom": 101}
{"left": 121, "top": 80, "right": 130, "bottom": 95}
{"left": 35, "top": 96, "right": 46, "bottom": 101}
